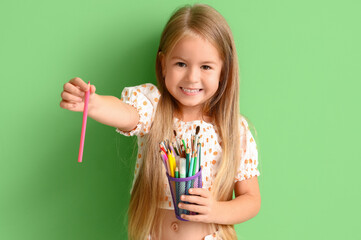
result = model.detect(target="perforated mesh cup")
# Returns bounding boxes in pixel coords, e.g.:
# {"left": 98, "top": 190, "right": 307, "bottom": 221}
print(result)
{"left": 166, "top": 169, "right": 203, "bottom": 221}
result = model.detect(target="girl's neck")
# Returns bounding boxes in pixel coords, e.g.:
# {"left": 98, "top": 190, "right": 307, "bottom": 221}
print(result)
{"left": 174, "top": 109, "right": 213, "bottom": 123}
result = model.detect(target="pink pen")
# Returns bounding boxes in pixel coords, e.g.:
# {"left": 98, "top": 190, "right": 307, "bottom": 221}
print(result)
{"left": 78, "top": 81, "right": 90, "bottom": 163}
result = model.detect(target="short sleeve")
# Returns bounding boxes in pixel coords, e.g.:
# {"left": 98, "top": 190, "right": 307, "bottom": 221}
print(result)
{"left": 234, "top": 116, "right": 261, "bottom": 182}
{"left": 115, "top": 83, "right": 160, "bottom": 137}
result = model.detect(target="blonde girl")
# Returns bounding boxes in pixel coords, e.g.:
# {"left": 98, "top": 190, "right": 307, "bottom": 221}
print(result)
{"left": 60, "top": 4, "right": 261, "bottom": 240}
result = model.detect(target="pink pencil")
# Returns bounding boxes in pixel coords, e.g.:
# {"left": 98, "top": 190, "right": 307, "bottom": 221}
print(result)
{"left": 78, "top": 81, "right": 90, "bottom": 163}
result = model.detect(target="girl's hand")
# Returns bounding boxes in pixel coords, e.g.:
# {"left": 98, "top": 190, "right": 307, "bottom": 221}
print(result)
{"left": 178, "top": 188, "right": 221, "bottom": 223}
{"left": 60, "top": 77, "right": 96, "bottom": 112}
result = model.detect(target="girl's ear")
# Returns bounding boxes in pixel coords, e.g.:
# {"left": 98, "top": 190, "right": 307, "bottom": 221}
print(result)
{"left": 159, "top": 51, "right": 167, "bottom": 77}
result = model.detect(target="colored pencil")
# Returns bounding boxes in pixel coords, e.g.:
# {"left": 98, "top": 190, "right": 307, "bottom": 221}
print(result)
{"left": 78, "top": 81, "right": 90, "bottom": 163}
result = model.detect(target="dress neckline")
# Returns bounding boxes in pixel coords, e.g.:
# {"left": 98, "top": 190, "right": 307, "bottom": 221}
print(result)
{"left": 174, "top": 116, "right": 214, "bottom": 126}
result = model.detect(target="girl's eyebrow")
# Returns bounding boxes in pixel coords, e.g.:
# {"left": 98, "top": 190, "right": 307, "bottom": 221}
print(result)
{"left": 171, "top": 56, "right": 187, "bottom": 61}
{"left": 171, "top": 56, "right": 217, "bottom": 65}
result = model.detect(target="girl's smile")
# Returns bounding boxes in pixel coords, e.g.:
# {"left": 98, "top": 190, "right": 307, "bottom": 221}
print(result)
{"left": 161, "top": 34, "right": 223, "bottom": 119}
{"left": 180, "top": 87, "right": 202, "bottom": 95}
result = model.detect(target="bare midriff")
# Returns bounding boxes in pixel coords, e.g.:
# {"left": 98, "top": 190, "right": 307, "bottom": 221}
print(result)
{"left": 150, "top": 209, "right": 215, "bottom": 240}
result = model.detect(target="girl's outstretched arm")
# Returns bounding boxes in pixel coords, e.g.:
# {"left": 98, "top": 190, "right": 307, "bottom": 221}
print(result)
{"left": 88, "top": 94, "right": 139, "bottom": 132}
{"left": 178, "top": 176, "right": 261, "bottom": 225}
{"left": 60, "top": 77, "right": 139, "bottom": 132}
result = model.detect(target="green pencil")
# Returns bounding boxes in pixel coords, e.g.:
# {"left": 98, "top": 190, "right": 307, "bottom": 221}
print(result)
{"left": 175, "top": 167, "right": 179, "bottom": 178}
{"left": 182, "top": 139, "right": 187, "bottom": 152}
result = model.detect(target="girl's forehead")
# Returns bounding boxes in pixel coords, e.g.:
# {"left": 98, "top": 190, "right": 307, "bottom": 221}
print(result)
{"left": 166, "top": 34, "right": 222, "bottom": 63}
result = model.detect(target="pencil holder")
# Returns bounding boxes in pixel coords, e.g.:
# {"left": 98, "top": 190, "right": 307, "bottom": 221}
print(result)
{"left": 166, "top": 168, "right": 203, "bottom": 221}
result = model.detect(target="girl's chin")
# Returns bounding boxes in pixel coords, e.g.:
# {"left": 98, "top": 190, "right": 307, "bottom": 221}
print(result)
{"left": 176, "top": 101, "right": 205, "bottom": 110}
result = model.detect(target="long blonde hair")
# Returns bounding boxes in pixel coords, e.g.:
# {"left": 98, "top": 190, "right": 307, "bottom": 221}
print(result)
{"left": 128, "top": 4, "right": 241, "bottom": 239}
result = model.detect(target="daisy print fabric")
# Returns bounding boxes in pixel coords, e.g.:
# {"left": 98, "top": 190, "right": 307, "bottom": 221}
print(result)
{"left": 116, "top": 83, "right": 260, "bottom": 210}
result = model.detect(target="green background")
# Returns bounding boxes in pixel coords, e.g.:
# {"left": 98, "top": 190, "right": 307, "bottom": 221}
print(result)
{"left": 1, "top": 0, "right": 360, "bottom": 239}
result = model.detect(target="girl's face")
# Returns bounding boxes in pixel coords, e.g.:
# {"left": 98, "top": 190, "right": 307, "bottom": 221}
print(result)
{"left": 161, "top": 34, "right": 223, "bottom": 118}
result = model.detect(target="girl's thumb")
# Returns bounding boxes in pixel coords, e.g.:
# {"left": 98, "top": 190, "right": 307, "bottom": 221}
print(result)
{"left": 90, "top": 85, "right": 96, "bottom": 94}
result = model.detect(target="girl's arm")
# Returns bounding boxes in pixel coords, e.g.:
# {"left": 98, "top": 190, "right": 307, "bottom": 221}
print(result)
{"left": 88, "top": 94, "right": 139, "bottom": 132}
{"left": 179, "top": 176, "right": 261, "bottom": 225}
{"left": 60, "top": 77, "right": 139, "bottom": 132}
{"left": 216, "top": 176, "right": 261, "bottom": 224}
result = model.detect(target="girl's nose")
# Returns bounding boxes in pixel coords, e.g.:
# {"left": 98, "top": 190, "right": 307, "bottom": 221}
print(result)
{"left": 186, "top": 66, "right": 200, "bottom": 83}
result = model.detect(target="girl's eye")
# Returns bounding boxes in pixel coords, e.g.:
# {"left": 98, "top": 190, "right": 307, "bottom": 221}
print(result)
{"left": 176, "top": 62, "right": 186, "bottom": 67}
{"left": 201, "top": 65, "right": 211, "bottom": 70}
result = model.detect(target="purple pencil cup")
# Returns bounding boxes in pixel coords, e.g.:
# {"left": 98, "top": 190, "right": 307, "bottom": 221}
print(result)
{"left": 166, "top": 169, "right": 203, "bottom": 221}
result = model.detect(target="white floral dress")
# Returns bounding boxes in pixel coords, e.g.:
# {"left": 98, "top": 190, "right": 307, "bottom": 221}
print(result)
{"left": 116, "top": 83, "right": 260, "bottom": 210}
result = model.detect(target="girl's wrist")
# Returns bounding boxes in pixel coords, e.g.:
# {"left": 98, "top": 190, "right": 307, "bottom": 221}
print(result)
{"left": 87, "top": 93, "right": 99, "bottom": 117}
{"left": 212, "top": 200, "right": 224, "bottom": 224}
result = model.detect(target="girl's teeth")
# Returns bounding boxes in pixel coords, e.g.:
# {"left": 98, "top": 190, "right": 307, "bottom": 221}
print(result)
{"left": 182, "top": 88, "right": 200, "bottom": 93}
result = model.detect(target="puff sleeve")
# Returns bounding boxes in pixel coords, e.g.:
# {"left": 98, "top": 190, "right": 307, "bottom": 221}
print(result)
{"left": 234, "top": 117, "right": 261, "bottom": 182}
{"left": 115, "top": 83, "right": 160, "bottom": 137}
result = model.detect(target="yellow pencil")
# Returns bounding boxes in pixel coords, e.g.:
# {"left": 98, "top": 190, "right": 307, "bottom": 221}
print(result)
{"left": 168, "top": 150, "right": 174, "bottom": 177}
{"left": 172, "top": 153, "right": 177, "bottom": 177}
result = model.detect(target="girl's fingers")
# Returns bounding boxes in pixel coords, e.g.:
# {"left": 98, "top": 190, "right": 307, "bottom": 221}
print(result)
{"left": 63, "top": 82, "right": 85, "bottom": 98}
{"left": 59, "top": 100, "right": 83, "bottom": 112}
{"left": 180, "top": 213, "right": 205, "bottom": 223}
{"left": 61, "top": 91, "right": 83, "bottom": 103}
{"left": 90, "top": 85, "right": 96, "bottom": 94}
{"left": 69, "top": 77, "right": 89, "bottom": 92}
{"left": 181, "top": 194, "right": 207, "bottom": 206}
{"left": 178, "top": 202, "right": 207, "bottom": 214}
{"left": 188, "top": 188, "right": 210, "bottom": 198}
{"left": 60, "top": 77, "right": 93, "bottom": 112}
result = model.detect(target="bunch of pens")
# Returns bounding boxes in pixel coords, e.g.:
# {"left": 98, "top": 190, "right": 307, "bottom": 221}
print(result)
{"left": 159, "top": 126, "right": 203, "bottom": 221}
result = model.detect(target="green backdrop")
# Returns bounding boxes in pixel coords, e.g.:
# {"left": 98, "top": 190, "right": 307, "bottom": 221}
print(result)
{"left": 1, "top": 0, "right": 360, "bottom": 239}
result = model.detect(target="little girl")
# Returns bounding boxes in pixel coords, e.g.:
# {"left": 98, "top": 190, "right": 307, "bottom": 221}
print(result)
{"left": 60, "top": 4, "right": 260, "bottom": 240}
